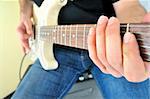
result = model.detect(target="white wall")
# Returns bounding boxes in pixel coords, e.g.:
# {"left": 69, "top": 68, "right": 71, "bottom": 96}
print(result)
{"left": 0, "top": 1, "right": 31, "bottom": 98}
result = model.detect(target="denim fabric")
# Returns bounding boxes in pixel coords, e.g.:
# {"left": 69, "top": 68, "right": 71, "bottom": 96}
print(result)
{"left": 11, "top": 45, "right": 150, "bottom": 99}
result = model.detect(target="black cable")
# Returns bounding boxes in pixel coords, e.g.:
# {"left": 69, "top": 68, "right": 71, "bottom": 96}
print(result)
{"left": 19, "top": 53, "right": 27, "bottom": 81}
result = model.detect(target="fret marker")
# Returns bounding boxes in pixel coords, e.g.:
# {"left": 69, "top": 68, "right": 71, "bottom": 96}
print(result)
{"left": 53, "top": 37, "right": 56, "bottom": 40}
{"left": 72, "top": 34, "right": 75, "bottom": 38}
{"left": 53, "top": 29, "right": 56, "bottom": 33}
{"left": 62, "top": 33, "right": 65, "bottom": 37}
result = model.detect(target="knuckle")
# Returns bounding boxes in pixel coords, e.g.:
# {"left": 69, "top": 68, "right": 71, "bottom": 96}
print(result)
{"left": 108, "top": 59, "right": 115, "bottom": 66}
{"left": 97, "top": 53, "right": 105, "bottom": 61}
{"left": 111, "top": 74, "right": 122, "bottom": 78}
{"left": 89, "top": 53, "right": 95, "bottom": 60}
{"left": 124, "top": 72, "right": 139, "bottom": 82}
{"left": 107, "top": 58, "right": 122, "bottom": 67}
{"left": 101, "top": 69, "right": 109, "bottom": 74}
{"left": 97, "top": 53, "right": 111, "bottom": 67}
{"left": 107, "top": 68, "right": 122, "bottom": 78}
{"left": 97, "top": 65, "right": 108, "bottom": 74}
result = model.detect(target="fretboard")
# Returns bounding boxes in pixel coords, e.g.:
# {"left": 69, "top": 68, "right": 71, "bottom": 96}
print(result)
{"left": 35, "top": 23, "right": 150, "bottom": 61}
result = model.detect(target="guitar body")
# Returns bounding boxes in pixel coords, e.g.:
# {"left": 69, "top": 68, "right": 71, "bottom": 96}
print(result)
{"left": 30, "top": 0, "right": 67, "bottom": 70}
{"left": 33, "top": 0, "right": 67, "bottom": 25}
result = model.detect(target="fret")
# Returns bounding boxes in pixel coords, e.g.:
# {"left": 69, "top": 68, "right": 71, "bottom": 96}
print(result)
{"left": 57, "top": 26, "right": 60, "bottom": 43}
{"left": 51, "top": 27, "right": 53, "bottom": 43}
{"left": 38, "top": 26, "right": 42, "bottom": 41}
{"left": 83, "top": 24, "right": 86, "bottom": 49}
{"left": 137, "top": 40, "right": 150, "bottom": 47}
{"left": 46, "top": 32, "right": 49, "bottom": 42}
{"left": 76, "top": 25, "right": 78, "bottom": 48}
{"left": 84, "top": 28, "right": 88, "bottom": 49}
{"left": 62, "top": 33, "right": 65, "bottom": 44}
{"left": 71, "top": 26, "right": 76, "bottom": 48}
{"left": 61, "top": 25, "right": 64, "bottom": 44}
{"left": 55, "top": 26, "right": 57, "bottom": 43}
{"left": 54, "top": 26, "right": 57, "bottom": 43}
{"left": 52, "top": 26, "right": 56, "bottom": 43}
{"left": 56, "top": 26, "right": 58, "bottom": 43}
{"left": 63, "top": 26, "right": 66, "bottom": 45}
{"left": 69, "top": 25, "right": 72, "bottom": 46}
{"left": 62, "top": 26, "right": 66, "bottom": 45}
{"left": 65, "top": 25, "right": 67, "bottom": 45}
{"left": 66, "top": 25, "right": 69, "bottom": 46}
{"left": 50, "top": 31, "right": 52, "bottom": 42}
{"left": 60, "top": 25, "right": 62, "bottom": 44}
{"left": 140, "top": 45, "right": 150, "bottom": 50}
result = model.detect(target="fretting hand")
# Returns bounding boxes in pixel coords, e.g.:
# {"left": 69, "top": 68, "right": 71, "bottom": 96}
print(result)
{"left": 88, "top": 16, "right": 150, "bottom": 82}
{"left": 17, "top": 1, "right": 33, "bottom": 53}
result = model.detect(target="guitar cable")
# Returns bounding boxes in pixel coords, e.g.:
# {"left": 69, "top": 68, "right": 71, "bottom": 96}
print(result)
{"left": 19, "top": 53, "right": 27, "bottom": 81}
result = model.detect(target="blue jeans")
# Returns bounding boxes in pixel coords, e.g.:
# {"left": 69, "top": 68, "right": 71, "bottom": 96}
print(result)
{"left": 12, "top": 45, "right": 150, "bottom": 99}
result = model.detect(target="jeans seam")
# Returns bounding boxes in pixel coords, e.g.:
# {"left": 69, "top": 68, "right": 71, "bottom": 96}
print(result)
{"left": 57, "top": 72, "right": 79, "bottom": 99}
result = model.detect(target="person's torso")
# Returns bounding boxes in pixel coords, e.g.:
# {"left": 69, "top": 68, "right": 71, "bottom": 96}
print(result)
{"left": 34, "top": 0, "right": 116, "bottom": 24}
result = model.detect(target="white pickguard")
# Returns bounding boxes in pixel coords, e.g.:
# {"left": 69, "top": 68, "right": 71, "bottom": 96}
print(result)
{"left": 30, "top": 0, "right": 67, "bottom": 70}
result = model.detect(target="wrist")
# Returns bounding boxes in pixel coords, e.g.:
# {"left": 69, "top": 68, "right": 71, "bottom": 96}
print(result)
{"left": 19, "top": 0, "right": 33, "bottom": 18}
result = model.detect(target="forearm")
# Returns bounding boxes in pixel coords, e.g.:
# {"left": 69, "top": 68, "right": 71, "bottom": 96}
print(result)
{"left": 113, "top": 0, "right": 146, "bottom": 23}
{"left": 19, "top": 0, "right": 33, "bottom": 17}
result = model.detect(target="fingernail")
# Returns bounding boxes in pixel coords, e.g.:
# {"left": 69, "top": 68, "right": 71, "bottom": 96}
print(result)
{"left": 98, "top": 15, "right": 107, "bottom": 24}
{"left": 124, "top": 32, "right": 131, "bottom": 43}
{"left": 108, "top": 17, "right": 116, "bottom": 25}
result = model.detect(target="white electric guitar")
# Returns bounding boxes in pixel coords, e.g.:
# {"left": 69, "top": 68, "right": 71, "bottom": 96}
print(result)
{"left": 29, "top": 0, "right": 150, "bottom": 70}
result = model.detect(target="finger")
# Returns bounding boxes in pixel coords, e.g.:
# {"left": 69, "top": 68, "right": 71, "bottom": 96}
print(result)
{"left": 17, "top": 25, "right": 31, "bottom": 52}
{"left": 88, "top": 27, "right": 109, "bottom": 74}
{"left": 144, "top": 62, "right": 150, "bottom": 76}
{"left": 123, "top": 32, "right": 148, "bottom": 82}
{"left": 96, "top": 16, "right": 109, "bottom": 67}
{"left": 21, "top": 38, "right": 30, "bottom": 53}
{"left": 96, "top": 16, "right": 122, "bottom": 77}
{"left": 24, "top": 19, "right": 33, "bottom": 35}
{"left": 105, "top": 17, "right": 123, "bottom": 75}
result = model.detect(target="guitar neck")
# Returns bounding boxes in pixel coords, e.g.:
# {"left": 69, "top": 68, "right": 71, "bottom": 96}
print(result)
{"left": 37, "top": 24, "right": 94, "bottom": 49}
{"left": 35, "top": 23, "right": 150, "bottom": 61}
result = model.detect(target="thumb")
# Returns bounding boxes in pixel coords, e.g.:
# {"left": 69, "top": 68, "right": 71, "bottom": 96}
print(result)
{"left": 123, "top": 32, "right": 148, "bottom": 82}
{"left": 123, "top": 32, "right": 140, "bottom": 58}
